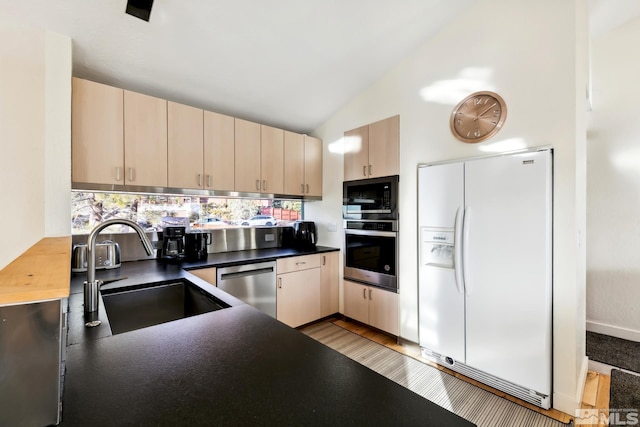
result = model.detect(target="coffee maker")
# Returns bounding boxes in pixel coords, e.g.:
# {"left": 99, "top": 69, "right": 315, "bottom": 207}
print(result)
{"left": 159, "top": 226, "right": 186, "bottom": 263}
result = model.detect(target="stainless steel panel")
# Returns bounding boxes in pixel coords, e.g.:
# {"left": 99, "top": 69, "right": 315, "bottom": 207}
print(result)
{"left": 0, "top": 299, "right": 62, "bottom": 426}
{"left": 217, "top": 261, "right": 276, "bottom": 317}
{"left": 72, "top": 231, "right": 159, "bottom": 262}
{"left": 71, "top": 227, "right": 288, "bottom": 261}
{"left": 207, "top": 227, "right": 282, "bottom": 253}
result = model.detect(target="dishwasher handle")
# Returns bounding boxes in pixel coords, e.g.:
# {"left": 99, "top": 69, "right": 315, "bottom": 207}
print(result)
{"left": 219, "top": 266, "right": 275, "bottom": 281}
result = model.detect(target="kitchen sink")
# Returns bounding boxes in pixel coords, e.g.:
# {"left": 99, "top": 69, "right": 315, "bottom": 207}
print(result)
{"left": 101, "top": 281, "right": 229, "bottom": 335}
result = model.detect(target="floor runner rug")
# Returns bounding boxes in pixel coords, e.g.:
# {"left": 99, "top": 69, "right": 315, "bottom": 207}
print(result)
{"left": 609, "top": 369, "right": 640, "bottom": 423}
{"left": 586, "top": 331, "right": 640, "bottom": 373}
{"left": 302, "top": 321, "right": 566, "bottom": 427}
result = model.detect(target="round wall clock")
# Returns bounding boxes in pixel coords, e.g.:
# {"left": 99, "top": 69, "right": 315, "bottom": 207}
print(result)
{"left": 450, "top": 91, "right": 507, "bottom": 143}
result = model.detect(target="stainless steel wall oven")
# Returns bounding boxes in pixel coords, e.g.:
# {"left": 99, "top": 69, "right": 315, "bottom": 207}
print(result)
{"left": 344, "top": 220, "right": 398, "bottom": 292}
{"left": 343, "top": 175, "right": 399, "bottom": 292}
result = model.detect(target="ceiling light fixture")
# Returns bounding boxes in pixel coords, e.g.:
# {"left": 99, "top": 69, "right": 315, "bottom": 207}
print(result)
{"left": 126, "top": 0, "right": 154, "bottom": 22}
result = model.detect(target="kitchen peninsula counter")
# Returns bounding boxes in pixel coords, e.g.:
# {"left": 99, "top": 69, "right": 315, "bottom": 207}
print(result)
{"left": 62, "top": 245, "right": 475, "bottom": 426}
{"left": 61, "top": 303, "right": 474, "bottom": 426}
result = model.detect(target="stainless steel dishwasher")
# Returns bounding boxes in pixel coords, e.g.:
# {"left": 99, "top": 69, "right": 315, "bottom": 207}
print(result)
{"left": 216, "top": 261, "right": 277, "bottom": 318}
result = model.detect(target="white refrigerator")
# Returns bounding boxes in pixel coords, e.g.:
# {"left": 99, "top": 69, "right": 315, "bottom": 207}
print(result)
{"left": 418, "top": 148, "right": 552, "bottom": 409}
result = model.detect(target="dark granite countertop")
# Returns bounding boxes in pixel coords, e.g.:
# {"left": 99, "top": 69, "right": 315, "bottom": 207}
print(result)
{"left": 70, "top": 246, "right": 340, "bottom": 295}
{"left": 62, "top": 245, "right": 475, "bottom": 426}
{"left": 61, "top": 303, "right": 474, "bottom": 426}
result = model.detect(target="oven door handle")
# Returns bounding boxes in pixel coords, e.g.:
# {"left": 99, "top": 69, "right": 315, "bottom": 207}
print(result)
{"left": 345, "top": 229, "right": 397, "bottom": 238}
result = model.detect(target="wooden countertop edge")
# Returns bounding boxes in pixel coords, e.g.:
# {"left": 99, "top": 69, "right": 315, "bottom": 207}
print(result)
{"left": 0, "top": 236, "right": 71, "bottom": 305}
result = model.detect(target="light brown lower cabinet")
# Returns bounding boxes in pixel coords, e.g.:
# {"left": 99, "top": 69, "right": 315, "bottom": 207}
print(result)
{"left": 188, "top": 267, "right": 217, "bottom": 285}
{"left": 277, "top": 267, "right": 321, "bottom": 328}
{"left": 320, "top": 252, "right": 339, "bottom": 317}
{"left": 187, "top": 252, "right": 341, "bottom": 328}
{"left": 343, "top": 280, "right": 399, "bottom": 335}
{"left": 276, "top": 254, "right": 321, "bottom": 328}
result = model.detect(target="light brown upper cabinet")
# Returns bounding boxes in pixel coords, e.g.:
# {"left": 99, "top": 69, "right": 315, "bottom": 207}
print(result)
{"left": 303, "top": 135, "right": 322, "bottom": 197}
{"left": 168, "top": 101, "right": 204, "bottom": 190}
{"left": 234, "top": 118, "right": 262, "bottom": 193}
{"left": 260, "top": 125, "right": 284, "bottom": 194}
{"left": 204, "top": 111, "right": 235, "bottom": 191}
{"left": 235, "top": 121, "right": 286, "bottom": 194}
{"left": 72, "top": 78, "right": 168, "bottom": 187}
{"left": 72, "top": 77, "right": 124, "bottom": 185}
{"left": 284, "top": 132, "right": 323, "bottom": 197}
{"left": 72, "top": 77, "right": 322, "bottom": 197}
{"left": 344, "top": 115, "right": 399, "bottom": 181}
{"left": 124, "top": 90, "right": 168, "bottom": 187}
{"left": 284, "top": 131, "right": 304, "bottom": 195}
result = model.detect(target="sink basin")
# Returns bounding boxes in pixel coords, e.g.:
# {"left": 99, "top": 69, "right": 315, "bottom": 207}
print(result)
{"left": 101, "top": 281, "right": 229, "bottom": 335}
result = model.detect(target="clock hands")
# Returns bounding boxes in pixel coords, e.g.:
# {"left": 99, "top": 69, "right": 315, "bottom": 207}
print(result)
{"left": 474, "top": 101, "right": 497, "bottom": 121}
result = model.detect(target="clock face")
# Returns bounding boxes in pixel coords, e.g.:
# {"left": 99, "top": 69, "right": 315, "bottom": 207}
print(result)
{"left": 450, "top": 91, "right": 507, "bottom": 143}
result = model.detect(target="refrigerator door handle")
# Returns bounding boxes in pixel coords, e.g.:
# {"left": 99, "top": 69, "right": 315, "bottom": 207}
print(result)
{"left": 453, "top": 206, "right": 465, "bottom": 294}
{"left": 462, "top": 206, "right": 471, "bottom": 295}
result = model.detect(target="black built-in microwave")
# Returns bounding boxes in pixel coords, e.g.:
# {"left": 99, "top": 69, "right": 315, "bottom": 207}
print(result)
{"left": 342, "top": 175, "right": 399, "bottom": 220}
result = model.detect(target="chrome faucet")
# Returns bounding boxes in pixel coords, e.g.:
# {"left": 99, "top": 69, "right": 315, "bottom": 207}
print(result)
{"left": 84, "top": 219, "right": 154, "bottom": 321}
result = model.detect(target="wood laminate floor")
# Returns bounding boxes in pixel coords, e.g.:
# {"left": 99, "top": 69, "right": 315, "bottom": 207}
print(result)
{"left": 328, "top": 317, "right": 611, "bottom": 426}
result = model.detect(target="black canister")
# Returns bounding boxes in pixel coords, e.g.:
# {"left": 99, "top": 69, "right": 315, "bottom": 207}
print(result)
{"left": 292, "top": 221, "right": 317, "bottom": 249}
{"left": 185, "top": 231, "right": 212, "bottom": 261}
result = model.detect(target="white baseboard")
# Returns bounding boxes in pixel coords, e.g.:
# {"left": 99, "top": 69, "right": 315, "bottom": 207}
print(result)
{"left": 586, "top": 320, "right": 640, "bottom": 342}
{"left": 553, "top": 355, "right": 589, "bottom": 415}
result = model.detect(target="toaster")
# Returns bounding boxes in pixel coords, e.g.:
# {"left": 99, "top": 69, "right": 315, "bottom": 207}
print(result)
{"left": 71, "top": 240, "right": 121, "bottom": 272}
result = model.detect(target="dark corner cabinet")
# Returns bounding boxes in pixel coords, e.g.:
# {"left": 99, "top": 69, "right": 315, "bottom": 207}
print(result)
{"left": 0, "top": 298, "right": 66, "bottom": 426}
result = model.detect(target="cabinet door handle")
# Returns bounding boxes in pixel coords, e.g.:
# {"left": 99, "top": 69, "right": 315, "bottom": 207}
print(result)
{"left": 256, "top": 180, "right": 260, "bottom": 191}
{"left": 278, "top": 277, "right": 282, "bottom": 289}
{"left": 198, "top": 174, "right": 203, "bottom": 187}
{"left": 363, "top": 165, "right": 367, "bottom": 177}
{"left": 263, "top": 180, "right": 267, "bottom": 191}
{"left": 301, "top": 183, "right": 304, "bottom": 194}
{"left": 116, "top": 167, "right": 121, "bottom": 182}
{"left": 306, "top": 184, "right": 309, "bottom": 194}
{"left": 369, "top": 289, "right": 372, "bottom": 300}
{"left": 368, "top": 165, "right": 372, "bottom": 176}
{"left": 322, "top": 256, "right": 326, "bottom": 266}
{"left": 128, "top": 167, "right": 134, "bottom": 182}
{"left": 206, "top": 174, "right": 211, "bottom": 187}
{"left": 295, "top": 261, "right": 306, "bottom": 266}
{"left": 363, "top": 289, "right": 366, "bottom": 299}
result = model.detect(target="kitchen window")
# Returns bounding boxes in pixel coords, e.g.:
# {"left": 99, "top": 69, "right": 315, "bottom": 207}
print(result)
{"left": 71, "top": 191, "right": 303, "bottom": 234}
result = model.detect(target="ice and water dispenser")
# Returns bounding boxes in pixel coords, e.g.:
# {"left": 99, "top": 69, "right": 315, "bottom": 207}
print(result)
{"left": 420, "top": 227, "right": 455, "bottom": 269}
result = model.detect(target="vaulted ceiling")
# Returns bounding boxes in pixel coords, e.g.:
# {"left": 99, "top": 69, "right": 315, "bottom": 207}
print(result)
{"left": 0, "top": 0, "right": 637, "bottom": 133}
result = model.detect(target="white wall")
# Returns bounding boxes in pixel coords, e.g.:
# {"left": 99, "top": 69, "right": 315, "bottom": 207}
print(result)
{"left": 309, "top": 0, "right": 587, "bottom": 414}
{"left": 587, "top": 16, "right": 640, "bottom": 341}
{"left": 0, "top": 17, "right": 71, "bottom": 270}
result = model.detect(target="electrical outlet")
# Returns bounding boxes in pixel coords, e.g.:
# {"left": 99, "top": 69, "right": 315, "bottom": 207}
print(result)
{"left": 327, "top": 223, "right": 337, "bottom": 232}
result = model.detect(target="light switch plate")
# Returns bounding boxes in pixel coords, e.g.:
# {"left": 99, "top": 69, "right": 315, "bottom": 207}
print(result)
{"left": 327, "top": 223, "right": 337, "bottom": 232}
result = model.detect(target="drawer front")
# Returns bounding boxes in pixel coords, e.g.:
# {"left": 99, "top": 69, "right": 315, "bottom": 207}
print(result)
{"left": 277, "top": 254, "right": 321, "bottom": 274}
